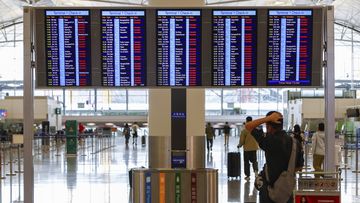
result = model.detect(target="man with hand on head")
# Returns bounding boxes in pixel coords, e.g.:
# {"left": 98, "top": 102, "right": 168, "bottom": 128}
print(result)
{"left": 245, "top": 111, "right": 304, "bottom": 203}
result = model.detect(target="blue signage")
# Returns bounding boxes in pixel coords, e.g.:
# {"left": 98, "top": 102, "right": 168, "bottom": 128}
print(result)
{"left": 171, "top": 112, "right": 186, "bottom": 119}
{"left": 145, "top": 172, "right": 151, "bottom": 203}
{"left": 171, "top": 155, "right": 186, "bottom": 168}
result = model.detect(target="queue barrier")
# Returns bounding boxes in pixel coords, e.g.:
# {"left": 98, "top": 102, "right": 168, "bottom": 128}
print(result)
{"left": 294, "top": 171, "right": 341, "bottom": 203}
{"left": 132, "top": 168, "right": 218, "bottom": 203}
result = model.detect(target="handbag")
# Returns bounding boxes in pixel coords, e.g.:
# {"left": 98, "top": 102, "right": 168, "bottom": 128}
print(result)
{"left": 265, "top": 138, "right": 297, "bottom": 203}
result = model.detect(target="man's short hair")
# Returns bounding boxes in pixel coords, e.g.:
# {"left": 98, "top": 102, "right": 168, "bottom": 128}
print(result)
{"left": 266, "top": 111, "right": 283, "bottom": 130}
{"left": 246, "top": 116, "right": 252, "bottom": 123}
{"left": 318, "top": 123, "right": 325, "bottom": 131}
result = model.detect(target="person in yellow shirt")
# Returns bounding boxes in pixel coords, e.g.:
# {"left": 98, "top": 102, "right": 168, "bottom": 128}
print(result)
{"left": 238, "top": 116, "right": 259, "bottom": 181}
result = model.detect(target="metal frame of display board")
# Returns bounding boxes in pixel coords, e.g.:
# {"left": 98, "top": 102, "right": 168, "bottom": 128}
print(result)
{"left": 22, "top": 5, "right": 335, "bottom": 203}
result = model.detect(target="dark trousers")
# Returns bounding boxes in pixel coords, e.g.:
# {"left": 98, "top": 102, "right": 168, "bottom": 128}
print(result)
{"left": 207, "top": 138, "right": 213, "bottom": 150}
{"left": 244, "top": 150, "right": 258, "bottom": 177}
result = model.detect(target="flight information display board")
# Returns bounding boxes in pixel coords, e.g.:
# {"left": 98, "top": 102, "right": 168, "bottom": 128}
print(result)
{"left": 267, "top": 10, "right": 313, "bottom": 86}
{"left": 157, "top": 10, "right": 202, "bottom": 86}
{"left": 212, "top": 10, "right": 257, "bottom": 86}
{"left": 101, "top": 10, "right": 146, "bottom": 86}
{"left": 45, "top": 10, "right": 91, "bottom": 86}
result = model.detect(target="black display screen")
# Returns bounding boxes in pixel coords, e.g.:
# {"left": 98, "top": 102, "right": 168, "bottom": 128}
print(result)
{"left": 101, "top": 10, "right": 146, "bottom": 86}
{"left": 267, "top": 10, "right": 313, "bottom": 86}
{"left": 45, "top": 10, "right": 91, "bottom": 86}
{"left": 212, "top": 10, "right": 257, "bottom": 86}
{"left": 156, "top": 10, "right": 202, "bottom": 86}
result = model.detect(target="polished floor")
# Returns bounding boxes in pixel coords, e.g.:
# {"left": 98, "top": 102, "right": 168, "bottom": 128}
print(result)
{"left": 0, "top": 135, "right": 360, "bottom": 202}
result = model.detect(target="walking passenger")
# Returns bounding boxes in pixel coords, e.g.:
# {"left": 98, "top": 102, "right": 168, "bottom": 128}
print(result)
{"left": 132, "top": 122, "right": 139, "bottom": 145}
{"left": 205, "top": 123, "right": 215, "bottom": 151}
{"left": 292, "top": 124, "right": 305, "bottom": 149}
{"left": 123, "top": 123, "right": 130, "bottom": 145}
{"left": 238, "top": 116, "right": 259, "bottom": 181}
{"left": 312, "top": 123, "right": 325, "bottom": 178}
{"left": 223, "top": 122, "right": 231, "bottom": 147}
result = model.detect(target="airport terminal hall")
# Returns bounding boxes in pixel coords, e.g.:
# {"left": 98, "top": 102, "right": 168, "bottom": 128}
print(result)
{"left": 1, "top": 0, "right": 360, "bottom": 202}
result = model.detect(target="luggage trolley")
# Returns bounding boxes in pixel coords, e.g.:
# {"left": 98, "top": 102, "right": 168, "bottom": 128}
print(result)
{"left": 294, "top": 171, "right": 341, "bottom": 203}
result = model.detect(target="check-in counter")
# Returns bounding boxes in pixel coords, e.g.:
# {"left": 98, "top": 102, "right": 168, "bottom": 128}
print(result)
{"left": 132, "top": 168, "right": 218, "bottom": 203}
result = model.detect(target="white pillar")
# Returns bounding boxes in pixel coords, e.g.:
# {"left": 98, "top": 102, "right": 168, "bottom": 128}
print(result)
{"left": 324, "top": 6, "right": 335, "bottom": 172}
{"left": 186, "top": 89, "right": 205, "bottom": 169}
{"left": 148, "top": 89, "right": 171, "bottom": 168}
{"left": 23, "top": 7, "right": 34, "bottom": 203}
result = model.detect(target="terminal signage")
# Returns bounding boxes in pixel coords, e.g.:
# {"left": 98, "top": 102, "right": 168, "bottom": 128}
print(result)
{"left": 191, "top": 173, "right": 197, "bottom": 202}
{"left": 175, "top": 173, "right": 181, "bottom": 203}
{"left": 35, "top": 7, "right": 325, "bottom": 88}
{"left": 145, "top": 172, "right": 151, "bottom": 203}
{"left": 45, "top": 10, "right": 91, "bottom": 86}
{"left": 101, "top": 10, "right": 146, "bottom": 86}
{"left": 267, "top": 10, "right": 313, "bottom": 86}
{"left": 212, "top": 10, "right": 257, "bottom": 86}
{"left": 159, "top": 173, "right": 166, "bottom": 203}
{"left": 156, "top": 10, "right": 202, "bottom": 86}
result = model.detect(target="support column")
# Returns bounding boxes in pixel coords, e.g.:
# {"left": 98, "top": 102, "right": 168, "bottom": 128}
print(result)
{"left": 23, "top": 7, "right": 34, "bottom": 203}
{"left": 324, "top": 6, "right": 335, "bottom": 172}
{"left": 148, "top": 89, "right": 205, "bottom": 169}
{"left": 186, "top": 89, "right": 205, "bottom": 169}
{"left": 148, "top": 89, "right": 171, "bottom": 168}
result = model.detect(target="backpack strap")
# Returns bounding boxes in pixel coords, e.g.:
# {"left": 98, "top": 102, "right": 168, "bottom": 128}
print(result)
{"left": 265, "top": 137, "right": 297, "bottom": 182}
{"left": 288, "top": 138, "right": 297, "bottom": 174}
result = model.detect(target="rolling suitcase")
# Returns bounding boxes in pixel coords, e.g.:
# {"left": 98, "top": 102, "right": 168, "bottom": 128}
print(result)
{"left": 227, "top": 152, "right": 241, "bottom": 179}
{"left": 141, "top": 135, "right": 146, "bottom": 146}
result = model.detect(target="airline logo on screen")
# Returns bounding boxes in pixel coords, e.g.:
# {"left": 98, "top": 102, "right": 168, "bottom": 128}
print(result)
{"left": 171, "top": 112, "right": 186, "bottom": 119}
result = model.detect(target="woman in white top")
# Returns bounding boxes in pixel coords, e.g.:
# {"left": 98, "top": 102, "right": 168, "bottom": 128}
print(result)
{"left": 312, "top": 123, "right": 325, "bottom": 177}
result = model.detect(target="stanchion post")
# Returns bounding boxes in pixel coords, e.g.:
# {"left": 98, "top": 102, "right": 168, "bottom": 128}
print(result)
{"left": 91, "top": 134, "right": 94, "bottom": 154}
{"left": 6, "top": 145, "right": 16, "bottom": 176}
{"left": 15, "top": 144, "right": 24, "bottom": 173}
{"left": 304, "top": 143, "right": 308, "bottom": 172}
{"left": 0, "top": 144, "right": 5, "bottom": 179}
{"left": 55, "top": 136, "right": 60, "bottom": 156}
{"left": 81, "top": 135, "right": 86, "bottom": 157}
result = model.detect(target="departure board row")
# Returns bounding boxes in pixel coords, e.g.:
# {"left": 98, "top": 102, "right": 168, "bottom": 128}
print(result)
{"left": 38, "top": 8, "right": 323, "bottom": 87}
{"left": 212, "top": 10, "right": 257, "bottom": 86}
{"left": 45, "top": 10, "right": 91, "bottom": 86}
{"left": 267, "top": 10, "right": 313, "bottom": 86}
{"left": 157, "top": 11, "right": 202, "bottom": 86}
{"left": 101, "top": 11, "right": 146, "bottom": 86}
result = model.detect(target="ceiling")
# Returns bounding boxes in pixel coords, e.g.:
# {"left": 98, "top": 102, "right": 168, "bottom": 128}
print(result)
{"left": 0, "top": 0, "right": 359, "bottom": 41}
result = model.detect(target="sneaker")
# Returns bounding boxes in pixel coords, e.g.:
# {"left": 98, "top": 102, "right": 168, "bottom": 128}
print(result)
{"left": 244, "top": 176, "right": 250, "bottom": 181}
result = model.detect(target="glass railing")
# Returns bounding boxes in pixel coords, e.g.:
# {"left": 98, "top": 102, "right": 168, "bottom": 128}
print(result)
{"left": 64, "top": 110, "right": 148, "bottom": 116}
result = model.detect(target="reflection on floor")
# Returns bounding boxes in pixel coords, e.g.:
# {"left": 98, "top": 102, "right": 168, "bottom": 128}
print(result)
{"left": 0, "top": 135, "right": 360, "bottom": 202}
